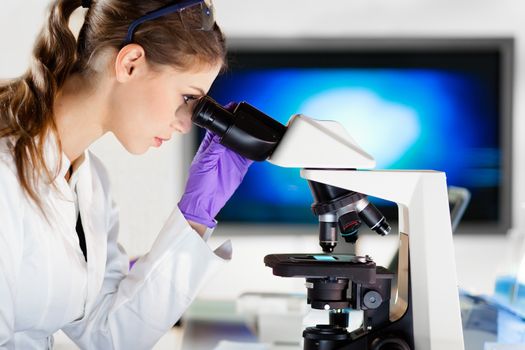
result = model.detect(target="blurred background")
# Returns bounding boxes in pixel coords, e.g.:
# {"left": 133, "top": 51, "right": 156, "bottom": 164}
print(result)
{"left": 1, "top": 0, "right": 525, "bottom": 315}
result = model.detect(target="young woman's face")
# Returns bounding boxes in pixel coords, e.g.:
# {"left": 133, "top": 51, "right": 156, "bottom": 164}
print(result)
{"left": 108, "top": 57, "right": 221, "bottom": 154}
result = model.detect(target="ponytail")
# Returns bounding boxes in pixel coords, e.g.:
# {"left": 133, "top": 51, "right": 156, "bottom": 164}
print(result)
{"left": 0, "top": 0, "right": 82, "bottom": 213}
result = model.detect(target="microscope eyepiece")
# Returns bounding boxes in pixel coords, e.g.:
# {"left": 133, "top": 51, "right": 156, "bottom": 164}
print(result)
{"left": 192, "top": 96, "right": 286, "bottom": 161}
{"left": 192, "top": 97, "right": 234, "bottom": 136}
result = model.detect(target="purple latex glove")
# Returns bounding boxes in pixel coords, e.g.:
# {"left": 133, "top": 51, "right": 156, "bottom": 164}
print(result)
{"left": 178, "top": 129, "right": 253, "bottom": 228}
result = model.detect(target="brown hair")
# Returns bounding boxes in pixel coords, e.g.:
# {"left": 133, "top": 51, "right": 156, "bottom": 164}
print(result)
{"left": 0, "top": 0, "right": 226, "bottom": 213}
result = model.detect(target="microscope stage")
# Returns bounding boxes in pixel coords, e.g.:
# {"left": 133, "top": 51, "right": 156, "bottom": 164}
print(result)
{"left": 264, "top": 254, "right": 382, "bottom": 283}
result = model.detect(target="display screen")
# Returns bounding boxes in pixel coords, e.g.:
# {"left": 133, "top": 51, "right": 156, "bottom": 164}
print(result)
{"left": 202, "top": 45, "right": 511, "bottom": 232}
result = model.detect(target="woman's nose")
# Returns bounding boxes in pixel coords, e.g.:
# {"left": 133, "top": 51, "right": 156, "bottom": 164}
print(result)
{"left": 171, "top": 106, "right": 193, "bottom": 133}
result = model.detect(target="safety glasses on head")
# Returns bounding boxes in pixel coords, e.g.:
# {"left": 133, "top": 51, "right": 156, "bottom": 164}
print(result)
{"left": 123, "top": 0, "right": 215, "bottom": 46}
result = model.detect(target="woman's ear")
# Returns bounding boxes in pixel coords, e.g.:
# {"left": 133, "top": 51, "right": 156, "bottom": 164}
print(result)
{"left": 114, "top": 44, "right": 146, "bottom": 83}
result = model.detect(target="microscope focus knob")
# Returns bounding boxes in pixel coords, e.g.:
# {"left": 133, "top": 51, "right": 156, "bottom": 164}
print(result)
{"left": 363, "top": 290, "right": 383, "bottom": 309}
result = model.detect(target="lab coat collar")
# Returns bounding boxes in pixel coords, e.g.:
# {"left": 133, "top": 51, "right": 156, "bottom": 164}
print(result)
{"left": 41, "top": 131, "right": 89, "bottom": 188}
{"left": 43, "top": 132, "right": 69, "bottom": 180}
{"left": 1, "top": 132, "right": 88, "bottom": 185}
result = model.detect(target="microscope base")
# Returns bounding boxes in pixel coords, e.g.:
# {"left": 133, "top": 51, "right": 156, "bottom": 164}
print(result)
{"left": 303, "top": 295, "right": 414, "bottom": 350}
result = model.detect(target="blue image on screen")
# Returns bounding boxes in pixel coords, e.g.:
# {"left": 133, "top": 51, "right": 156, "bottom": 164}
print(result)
{"left": 207, "top": 68, "right": 499, "bottom": 224}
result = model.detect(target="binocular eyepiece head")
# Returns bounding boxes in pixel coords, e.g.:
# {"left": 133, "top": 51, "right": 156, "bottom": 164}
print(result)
{"left": 192, "top": 96, "right": 286, "bottom": 161}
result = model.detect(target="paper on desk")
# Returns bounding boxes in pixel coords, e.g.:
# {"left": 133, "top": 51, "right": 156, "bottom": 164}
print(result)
{"left": 213, "top": 340, "right": 270, "bottom": 350}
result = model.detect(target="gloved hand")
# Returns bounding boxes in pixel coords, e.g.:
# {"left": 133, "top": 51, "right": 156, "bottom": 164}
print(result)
{"left": 178, "top": 115, "right": 253, "bottom": 228}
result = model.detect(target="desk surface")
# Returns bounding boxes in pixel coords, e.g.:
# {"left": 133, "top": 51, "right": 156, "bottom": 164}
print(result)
{"left": 54, "top": 294, "right": 509, "bottom": 350}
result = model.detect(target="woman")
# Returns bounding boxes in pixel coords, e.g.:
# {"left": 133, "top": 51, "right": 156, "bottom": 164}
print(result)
{"left": 0, "top": 0, "right": 252, "bottom": 348}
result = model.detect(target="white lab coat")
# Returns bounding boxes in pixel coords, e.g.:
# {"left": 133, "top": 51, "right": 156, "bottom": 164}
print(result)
{"left": 0, "top": 134, "right": 231, "bottom": 349}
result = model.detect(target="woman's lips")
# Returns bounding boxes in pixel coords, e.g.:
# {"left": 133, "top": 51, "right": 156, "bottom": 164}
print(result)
{"left": 153, "top": 137, "right": 164, "bottom": 147}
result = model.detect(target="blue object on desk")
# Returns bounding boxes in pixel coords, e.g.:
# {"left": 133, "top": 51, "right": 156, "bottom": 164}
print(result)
{"left": 493, "top": 276, "right": 525, "bottom": 343}
{"left": 494, "top": 276, "right": 525, "bottom": 311}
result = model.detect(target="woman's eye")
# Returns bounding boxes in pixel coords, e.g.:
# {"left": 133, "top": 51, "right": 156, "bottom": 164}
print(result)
{"left": 183, "top": 95, "right": 198, "bottom": 104}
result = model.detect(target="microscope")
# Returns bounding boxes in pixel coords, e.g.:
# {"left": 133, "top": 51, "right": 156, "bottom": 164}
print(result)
{"left": 192, "top": 97, "right": 465, "bottom": 350}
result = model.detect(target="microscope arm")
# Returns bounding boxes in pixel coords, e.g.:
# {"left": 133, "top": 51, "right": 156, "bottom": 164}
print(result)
{"left": 302, "top": 169, "right": 464, "bottom": 350}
